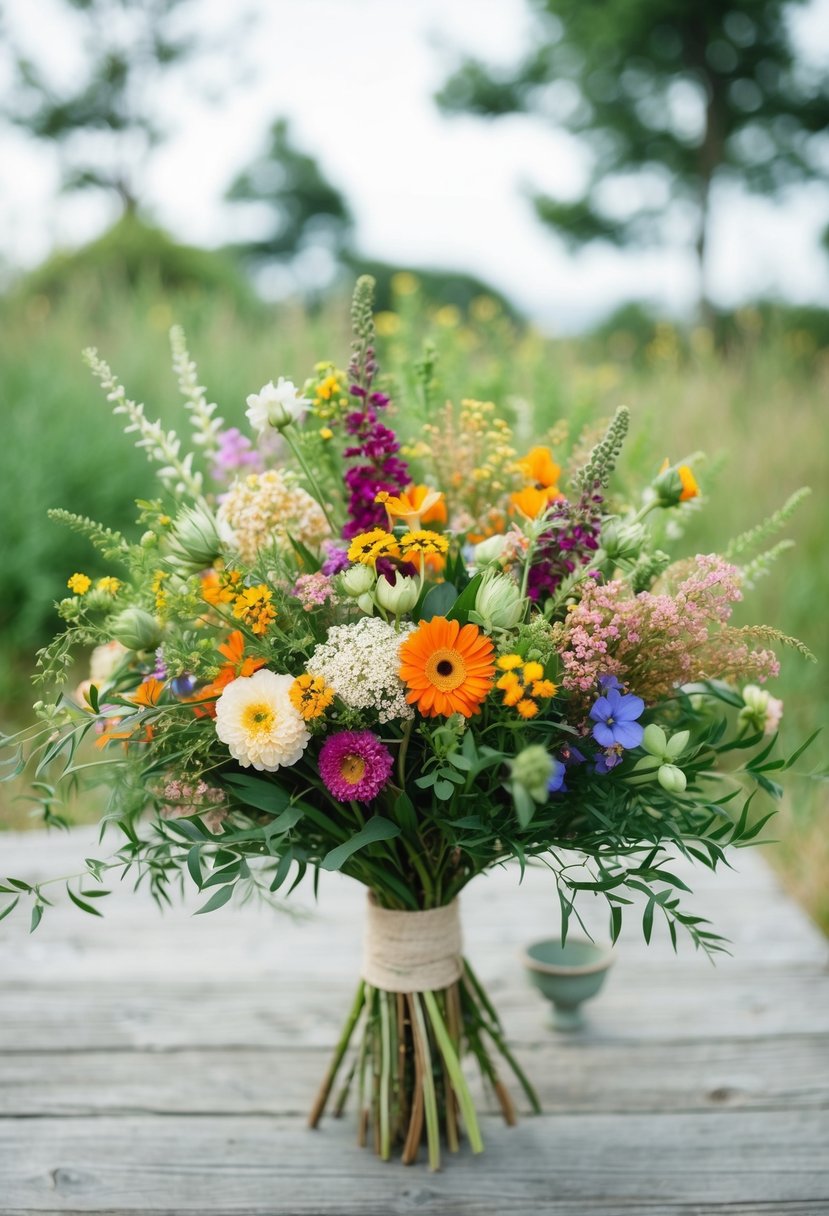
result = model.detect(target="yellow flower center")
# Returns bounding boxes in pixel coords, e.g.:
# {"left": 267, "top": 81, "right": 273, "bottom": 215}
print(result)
{"left": 340, "top": 754, "right": 367, "bottom": 785}
{"left": 425, "top": 648, "right": 468, "bottom": 692}
{"left": 242, "top": 702, "right": 277, "bottom": 735}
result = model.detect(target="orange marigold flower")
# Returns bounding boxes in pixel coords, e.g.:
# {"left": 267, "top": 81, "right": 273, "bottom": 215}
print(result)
{"left": 232, "top": 585, "right": 276, "bottom": 636}
{"left": 516, "top": 698, "right": 539, "bottom": 719}
{"left": 202, "top": 568, "right": 242, "bottom": 606}
{"left": 522, "top": 661, "right": 544, "bottom": 684}
{"left": 531, "top": 679, "right": 558, "bottom": 699}
{"left": 399, "top": 616, "right": 495, "bottom": 718}
{"left": 289, "top": 673, "right": 335, "bottom": 720}
{"left": 131, "top": 678, "right": 165, "bottom": 708}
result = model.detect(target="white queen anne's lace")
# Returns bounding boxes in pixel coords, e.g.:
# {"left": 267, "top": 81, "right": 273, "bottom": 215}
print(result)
{"left": 308, "top": 617, "right": 415, "bottom": 723}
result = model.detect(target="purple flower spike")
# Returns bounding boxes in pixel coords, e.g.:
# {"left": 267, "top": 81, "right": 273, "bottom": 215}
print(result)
{"left": 589, "top": 687, "right": 645, "bottom": 750}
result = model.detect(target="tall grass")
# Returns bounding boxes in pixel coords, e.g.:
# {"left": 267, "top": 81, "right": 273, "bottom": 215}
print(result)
{"left": 1, "top": 278, "right": 826, "bottom": 925}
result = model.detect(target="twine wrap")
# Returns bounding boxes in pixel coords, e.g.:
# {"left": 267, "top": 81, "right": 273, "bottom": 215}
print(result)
{"left": 361, "top": 894, "right": 463, "bottom": 993}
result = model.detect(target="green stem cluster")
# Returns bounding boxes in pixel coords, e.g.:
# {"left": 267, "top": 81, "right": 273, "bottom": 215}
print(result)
{"left": 308, "top": 958, "right": 539, "bottom": 1168}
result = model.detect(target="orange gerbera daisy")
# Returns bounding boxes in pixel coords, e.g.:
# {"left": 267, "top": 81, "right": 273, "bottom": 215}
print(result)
{"left": 399, "top": 617, "right": 495, "bottom": 718}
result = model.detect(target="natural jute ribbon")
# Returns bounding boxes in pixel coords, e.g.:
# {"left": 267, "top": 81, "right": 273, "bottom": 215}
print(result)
{"left": 361, "top": 893, "right": 463, "bottom": 993}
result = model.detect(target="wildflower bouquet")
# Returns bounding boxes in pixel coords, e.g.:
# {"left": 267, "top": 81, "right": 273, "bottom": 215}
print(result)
{"left": 2, "top": 278, "right": 815, "bottom": 1170}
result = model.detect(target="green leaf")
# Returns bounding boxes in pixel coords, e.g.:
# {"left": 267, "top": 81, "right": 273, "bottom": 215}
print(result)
{"left": 434, "top": 779, "right": 455, "bottom": 801}
{"left": 446, "top": 572, "right": 483, "bottom": 623}
{"left": 66, "top": 886, "right": 103, "bottom": 917}
{"left": 393, "top": 792, "right": 417, "bottom": 835}
{"left": 0, "top": 897, "right": 19, "bottom": 923}
{"left": 30, "top": 904, "right": 44, "bottom": 933}
{"left": 186, "top": 845, "right": 203, "bottom": 890}
{"left": 418, "top": 582, "right": 458, "bottom": 622}
{"left": 642, "top": 897, "right": 655, "bottom": 945}
{"left": 222, "top": 773, "right": 292, "bottom": 814}
{"left": 287, "top": 534, "right": 323, "bottom": 573}
{"left": 320, "top": 817, "right": 401, "bottom": 872}
{"left": 270, "top": 849, "right": 294, "bottom": 893}
{"left": 194, "top": 884, "right": 235, "bottom": 915}
{"left": 163, "top": 817, "right": 209, "bottom": 842}
{"left": 512, "top": 784, "right": 536, "bottom": 828}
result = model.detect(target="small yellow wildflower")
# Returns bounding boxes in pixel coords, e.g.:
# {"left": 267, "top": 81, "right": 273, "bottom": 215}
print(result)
{"left": 316, "top": 374, "right": 341, "bottom": 401}
{"left": 347, "top": 529, "right": 400, "bottom": 565}
{"left": 67, "top": 573, "right": 91, "bottom": 595}
{"left": 516, "top": 698, "right": 539, "bottom": 719}
{"left": 201, "top": 568, "right": 242, "bottom": 607}
{"left": 375, "top": 311, "right": 401, "bottom": 337}
{"left": 151, "top": 569, "right": 168, "bottom": 614}
{"left": 399, "top": 530, "right": 449, "bottom": 557}
{"left": 522, "top": 661, "right": 544, "bottom": 684}
{"left": 232, "top": 585, "right": 277, "bottom": 636}
{"left": 497, "top": 654, "right": 523, "bottom": 671}
{"left": 319, "top": 427, "right": 334, "bottom": 441}
{"left": 532, "top": 679, "right": 558, "bottom": 699}
{"left": 392, "top": 271, "right": 418, "bottom": 296}
{"left": 289, "top": 674, "right": 335, "bottom": 721}
{"left": 96, "top": 577, "right": 121, "bottom": 595}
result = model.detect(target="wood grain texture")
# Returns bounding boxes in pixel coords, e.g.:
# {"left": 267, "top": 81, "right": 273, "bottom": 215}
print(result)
{"left": 0, "top": 828, "right": 827, "bottom": 1214}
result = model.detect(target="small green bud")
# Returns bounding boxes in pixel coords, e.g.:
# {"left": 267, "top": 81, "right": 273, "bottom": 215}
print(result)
{"left": 472, "top": 571, "right": 524, "bottom": 632}
{"left": 657, "top": 764, "right": 687, "bottom": 793}
{"left": 510, "top": 744, "right": 554, "bottom": 804}
{"left": 601, "top": 518, "right": 646, "bottom": 561}
{"left": 163, "top": 502, "right": 222, "bottom": 574}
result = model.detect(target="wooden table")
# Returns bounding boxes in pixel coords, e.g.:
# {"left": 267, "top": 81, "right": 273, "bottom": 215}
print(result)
{"left": 1, "top": 828, "right": 828, "bottom": 1214}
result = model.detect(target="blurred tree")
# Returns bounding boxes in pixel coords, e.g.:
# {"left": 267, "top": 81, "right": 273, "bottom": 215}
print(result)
{"left": 225, "top": 118, "right": 354, "bottom": 282}
{"left": 2, "top": 0, "right": 199, "bottom": 215}
{"left": 437, "top": 0, "right": 829, "bottom": 317}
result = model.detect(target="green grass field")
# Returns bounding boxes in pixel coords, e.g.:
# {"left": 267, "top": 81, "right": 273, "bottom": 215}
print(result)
{"left": 1, "top": 276, "right": 826, "bottom": 928}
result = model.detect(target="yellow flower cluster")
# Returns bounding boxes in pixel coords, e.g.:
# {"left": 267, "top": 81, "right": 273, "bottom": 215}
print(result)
{"left": 232, "top": 585, "right": 277, "bottom": 636}
{"left": 347, "top": 529, "right": 400, "bottom": 565}
{"left": 67, "top": 573, "right": 91, "bottom": 595}
{"left": 347, "top": 528, "right": 449, "bottom": 565}
{"left": 151, "top": 570, "right": 168, "bottom": 615}
{"left": 96, "top": 577, "right": 121, "bottom": 595}
{"left": 289, "top": 674, "right": 335, "bottom": 721}
{"left": 495, "top": 655, "right": 557, "bottom": 720}
{"left": 400, "top": 530, "right": 449, "bottom": 558}
{"left": 201, "top": 567, "right": 242, "bottom": 607}
{"left": 307, "top": 362, "right": 350, "bottom": 422}
{"left": 418, "top": 399, "right": 517, "bottom": 536}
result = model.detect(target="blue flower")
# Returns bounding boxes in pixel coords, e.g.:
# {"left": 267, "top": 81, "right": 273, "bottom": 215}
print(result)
{"left": 589, "top": 687, "right": 645, "bottom": 750}
{"left": 547, "top": 758, "right": 567, "bottom": 793}
{"left": 597, "top": 674, "right": 623, "bottom": 693}
{"left": 594, "top": 747, "right": 623, "bottom": 775}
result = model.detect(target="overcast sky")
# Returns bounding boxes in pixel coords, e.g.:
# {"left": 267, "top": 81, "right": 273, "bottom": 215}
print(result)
{"left": 2, "top": 0, "right": 829, "bottom": 329}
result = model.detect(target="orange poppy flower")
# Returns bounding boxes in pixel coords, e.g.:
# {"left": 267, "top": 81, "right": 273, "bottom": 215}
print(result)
{"left": 510, "top": 486, "right": 557, "bottom": 519}
{"left": 399, "top": 616, "right": 495, "bottom": 718}
{"left": 376, "top": 484, "right": 445, "bottom": 526}
{"left": 515, "top": 446, "right": 561, "bottom": 490}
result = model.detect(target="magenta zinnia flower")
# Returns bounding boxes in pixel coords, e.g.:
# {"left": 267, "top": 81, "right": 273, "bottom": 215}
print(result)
{"left": 319, "top": 730, "right": 393, "bottom": 803}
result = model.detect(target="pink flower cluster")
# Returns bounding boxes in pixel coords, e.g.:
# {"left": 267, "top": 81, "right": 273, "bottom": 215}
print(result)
{"left": 160, "top": 779, "right": 228, "bottom": 834}
{"left": 559, "top": 554, "right": 780, "bottom": 702}
{"left": 291, "top": 572, "right": 336, "bottom": 611}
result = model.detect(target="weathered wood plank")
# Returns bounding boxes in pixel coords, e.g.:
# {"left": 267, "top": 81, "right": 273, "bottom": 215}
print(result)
{"left": 1, "top": 1111, "right": 828, "bottom": 1213}
{"left": 3, "top": 962, "right": 828, "bottom": 1051}
{"left": 2, "top": 1035, "right": 827, "bottom": 1118}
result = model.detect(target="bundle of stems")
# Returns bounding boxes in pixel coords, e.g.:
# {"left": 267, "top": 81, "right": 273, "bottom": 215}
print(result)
{"left": 308, "top": 958, "right": 540, "bottom": 1169}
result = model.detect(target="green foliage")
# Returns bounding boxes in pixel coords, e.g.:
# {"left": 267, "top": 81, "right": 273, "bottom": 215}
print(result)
{"left": 437, "top": 0, "right": 829, "bottom": 305}
{"left": 226, "top": 118, "right": 354, "bottom": 269}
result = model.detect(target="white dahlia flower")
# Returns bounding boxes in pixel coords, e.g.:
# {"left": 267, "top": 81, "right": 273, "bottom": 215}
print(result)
{"left": 215, "top": 669, "right": 310, "bottom": 772}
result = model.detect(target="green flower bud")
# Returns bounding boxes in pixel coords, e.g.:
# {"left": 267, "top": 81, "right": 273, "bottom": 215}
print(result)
{"left": 510, "top": 744, "right": 554, "bottom": 804}
{"left": 642, "top": 724, "right": 668, "bottom": 758}
{"left": 472, "top": 571, "right": 524, "bottom": 632}
{"left": 163, "top": 502, "right": 222, "bottom": 574}
{"left": 356, "top": 592, "right": 375, "bottom": 616}
{"left": 340, "top": 564, "right": 376, "bottom": 597}
{"left": 657, "top": 763, "right": 687, "bottom": 793}
{"left": 473, "top": 533, "right": 508, "bottom": 566}
{"left": 109, "top": 606, "right": 163, "bottom": 652}
{"left": 374, "top": 572, "right": 419, "bottom": 615}
{"left": 601, "top": 518, "right": 646, "bottom": 561}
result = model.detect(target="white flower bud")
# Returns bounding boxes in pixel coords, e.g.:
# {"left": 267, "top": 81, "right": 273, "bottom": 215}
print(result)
{"left": 472, "top": 571, "right": 524, "bottom": 632}
{"left": 473, "top": 533, "right": 508, "bottom": 566}
{"left": 375, "top": 572, "right": 419, "bottom": 615}
{"left": 340, "top": 564, "right": 376, "bottom": 597}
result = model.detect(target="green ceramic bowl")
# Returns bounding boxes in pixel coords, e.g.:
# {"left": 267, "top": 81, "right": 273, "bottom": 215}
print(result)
{"left": 523, "top": 937, "right": 616, "bottom": 1031}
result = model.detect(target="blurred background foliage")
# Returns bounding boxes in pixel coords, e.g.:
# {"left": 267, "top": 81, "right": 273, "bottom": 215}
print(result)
{"left": 0, "top": 0, "right": 826, "bottom": 927}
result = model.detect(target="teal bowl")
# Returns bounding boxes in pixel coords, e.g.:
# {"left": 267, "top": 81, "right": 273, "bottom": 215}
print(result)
{"left": 523, "top": 937, "right": 615, "bottom": 1031}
